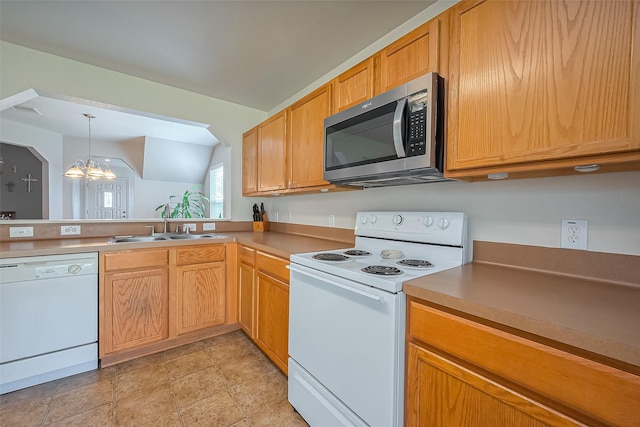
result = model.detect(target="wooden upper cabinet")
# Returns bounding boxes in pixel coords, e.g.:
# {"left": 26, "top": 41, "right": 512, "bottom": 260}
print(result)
{"left": 288, "top": 84, "right": 332, "bottom": 188}
{"left": 257, "top": 110, "right": 287, "bottom": 192}
{"left": 446, "top": 0, "right": 640, "bottom": 176}
{"left": 332, "top": 58, "right": 374, "bottom": 113}
{"left": 378, "top": 15, "right": 445, "bottom": 94}
{"left": 242, "top": 126, "right": 258, "bottom": 195}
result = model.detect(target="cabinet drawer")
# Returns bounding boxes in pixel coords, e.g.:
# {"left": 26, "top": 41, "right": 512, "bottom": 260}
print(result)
{"left": 409, "top": 301, "right": 640, "bottom": 426}
{"left": 238, "top": 245, "right": 256, "bottom": 265}
{"left": 103, "top": 249, "right": 169, "bottom": 272}
{"left": 175, "top": 245, "right": 225, "bottom": 265}
{"left": 256, "top": 251, "right": 289, "bottom": 283}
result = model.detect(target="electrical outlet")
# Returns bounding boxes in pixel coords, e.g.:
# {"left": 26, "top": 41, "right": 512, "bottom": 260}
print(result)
{"left": 203, "top": 223, "right": 216, "bottom": 231}
{"left": 61, "top": 225, "right": 81, "bottom": 235}
{"left": 561, "top": 219, "right": 588, "bottom": 250}
{"left": 329, "top": 214, "right": 335, "bottom": 227}
{"left": 10, "top": 226, "right": 34, "bottom": 238}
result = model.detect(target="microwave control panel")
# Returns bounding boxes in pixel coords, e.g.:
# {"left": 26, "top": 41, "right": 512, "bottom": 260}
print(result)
{"left": 407, "top": 90, "right": 429, "bottom": 156}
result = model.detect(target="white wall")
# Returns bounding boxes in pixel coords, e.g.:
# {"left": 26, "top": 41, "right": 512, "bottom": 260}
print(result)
{"left": 0, "top": 41, "right": 267, "bottom": 221}
{"left": 0, "top": 118, "right": 63, "bottom": 218}
{"left": 265, "top": 172, "right": 640, "bottom": 256}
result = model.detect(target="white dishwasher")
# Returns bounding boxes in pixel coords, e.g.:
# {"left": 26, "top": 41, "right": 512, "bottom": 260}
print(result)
{"left": 0, "top": 252, "right": 98, "bottom": 394}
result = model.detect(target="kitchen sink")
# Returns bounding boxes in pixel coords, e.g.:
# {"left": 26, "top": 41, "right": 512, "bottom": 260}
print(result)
{"left": 109, "top": 233, "right": 226, "bottom": 243}
{"left": 109, "top": 235, "right": 172, "bottom": 243}
{"left": 166, "top": 233, "right": 226, "bottom": 240}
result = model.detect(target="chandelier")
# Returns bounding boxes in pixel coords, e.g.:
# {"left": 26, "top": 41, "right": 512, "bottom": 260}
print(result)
{"left": 64, "top": 114, "right": 116, "bottom": 179}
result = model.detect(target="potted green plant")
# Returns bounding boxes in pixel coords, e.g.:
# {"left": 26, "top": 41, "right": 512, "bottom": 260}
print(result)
{"left": 155, "top": 185, "right": 209, "bottom": 218}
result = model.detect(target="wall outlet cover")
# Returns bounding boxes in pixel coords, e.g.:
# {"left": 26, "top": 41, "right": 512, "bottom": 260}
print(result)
{"left": 61, "top": 225, "right": 81, "bottom": 235}
{"left": 203, "top": 223, "right": 216, "bottom": 231}
{"left": 561, "top": 219, "right": 588, "bottom": 250}
{"left": 182, "top": 223, "right": 196, "bottom": 232}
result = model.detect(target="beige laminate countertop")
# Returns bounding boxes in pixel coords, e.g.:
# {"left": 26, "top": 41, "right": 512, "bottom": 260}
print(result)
{"left": 404, "top": 241, "right": 640, "bottom": 368}
{"left": 0, "top": 231, "right": 352, "bottom": 259}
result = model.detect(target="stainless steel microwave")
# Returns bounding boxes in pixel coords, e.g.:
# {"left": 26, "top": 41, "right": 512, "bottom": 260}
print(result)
{"left": 323, "top": 72, "right": 447, "bottom": 187}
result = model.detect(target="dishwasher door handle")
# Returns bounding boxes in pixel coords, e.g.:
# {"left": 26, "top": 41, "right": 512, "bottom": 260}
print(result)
{"left": 288, "top": 264, "right": 384, "bottom": 302}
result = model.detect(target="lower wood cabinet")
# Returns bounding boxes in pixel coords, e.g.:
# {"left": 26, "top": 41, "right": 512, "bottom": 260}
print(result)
{"left": 175, "top": 246, "right": 226, "bottom": 336}
{"left": 406, "top": 298, "right": 640, "bottom": 426}
{"left": 100, "top": 244, "right": 233, "bottom": 366}
{"left": 236, "top": 246, "right": 290, "bottom": 374}
{"left": 237, "top": 245, "right": 256, "bottom": 337}
{"left": 103, "top": 267, "right": 169, "bottom": 354}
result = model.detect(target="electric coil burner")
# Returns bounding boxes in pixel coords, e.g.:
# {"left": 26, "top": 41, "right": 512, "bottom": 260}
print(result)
{"left": 397, "top": 259, "right": 433, "bottom": 268}
{"left": 312, "top": 253, "right": 350, "bottom": 262}
{"left": 362, "top": 265, "right": 403, "bottom": 276}
{"left": 343, "top": 249, "right": 371, "bottom": 257}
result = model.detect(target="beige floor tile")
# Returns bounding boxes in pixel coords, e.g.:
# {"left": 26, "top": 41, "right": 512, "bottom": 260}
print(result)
{"left": 45, "top": 403, "right": 112, "bottom": 427}
{"left": 137, "top": 410, "right": 183, "bottom": 427}
{"left": 55, "top": 367, "right": 116, "bottom": 395}
{"left": 46, "top": 379, "right": 113, "bottom": 424}
{"left": 180, "top": 390, "right": 244, "bottom": 427}
{"left": 229, "top": 419, "right": 252, "bottom": 427}
{"left": 0, "top": 398, "right": 50, "bottom": 427}
{"left": 114, "top": 383, "right": 175, "bottom": 425}
{"left": 205, "top": 337, "right": 256, "bottom": 365}
{"left": 0, "top": 380, "right": 58, "bottom": 406}
{"left": 165, "top": 350, "right": 214, "bottom": 380}
{"left": 218, "top": 355, "right": 272, "bottom": 387}
{"left": 231, "top": 371, "right": 288, "bottom": 416}
{"left": 163, "top": 340, "right": 206, "bottom": 362}
{"left": 171, "top": 365, "right": 228, "bottom": 408}
{"left": 114, "top": 352, "right": 165, "bottom": 375}
{"left": 115, "top": 362, "right": 169, "bottom": 399}
{"left": 251, "top": 399, "right": 308, "bottom": 427}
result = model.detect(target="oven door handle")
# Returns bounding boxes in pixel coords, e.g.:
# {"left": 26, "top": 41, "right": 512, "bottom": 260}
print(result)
{"left": 288, "top": 264, "right": 384, "bottom": 302}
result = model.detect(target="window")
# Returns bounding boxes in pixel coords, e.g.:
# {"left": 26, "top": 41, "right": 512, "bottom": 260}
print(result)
{"left": 209, "top": 163, "right": 224, "bottom": 219}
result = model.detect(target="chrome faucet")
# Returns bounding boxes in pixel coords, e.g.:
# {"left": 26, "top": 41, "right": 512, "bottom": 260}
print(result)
{"left": 163, "top": 203, "right": 171, "bottom": 234}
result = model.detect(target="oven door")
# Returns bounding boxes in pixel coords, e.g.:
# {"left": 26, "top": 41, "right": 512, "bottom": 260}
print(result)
{"left": 288, "top": 263, "right": 405, "bottom": 427}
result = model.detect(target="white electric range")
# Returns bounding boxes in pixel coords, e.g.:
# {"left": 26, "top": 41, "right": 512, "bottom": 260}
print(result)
{"left": 288, "top": 211, "right": 468, "bottom": 427}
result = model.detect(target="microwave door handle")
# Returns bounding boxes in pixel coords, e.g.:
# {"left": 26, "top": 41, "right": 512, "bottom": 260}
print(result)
{"left": 393, "top": 98, "right": 407, "bottom": 158}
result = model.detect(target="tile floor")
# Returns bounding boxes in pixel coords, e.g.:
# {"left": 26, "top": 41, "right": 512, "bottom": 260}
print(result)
{"left": 0, "top": 330, "right": 309, "bottom": 426}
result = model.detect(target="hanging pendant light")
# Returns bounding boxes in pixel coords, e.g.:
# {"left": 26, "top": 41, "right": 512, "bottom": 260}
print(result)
{"left": 64, "top": 114, "right": 116, "bottom": 180}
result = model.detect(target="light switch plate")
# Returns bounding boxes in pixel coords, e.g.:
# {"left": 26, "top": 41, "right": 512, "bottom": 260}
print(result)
{"left": 10, "top": 226, "right": 34, "bottom": 238}
{"left": 61, "top": 225, "right": 81, "bottom": 235}
{"left": 203, "top": 223, "right": 216, "bottom": 231}
{"left": 183, "top": 223, "right": 196, "bottom": 232}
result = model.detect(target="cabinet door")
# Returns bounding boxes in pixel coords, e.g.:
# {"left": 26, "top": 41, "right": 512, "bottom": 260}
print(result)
{"left": 406, "top": 343, "right": 579, "bottom": 426}
{"left": 103, "top": 268, "right": 169, "bottom": 354}
{"left": 288, "top": 84, "right": 332, "bottom": 188}
{"left": 242, "top": 126, "right": 258, "bottom": 195}
{"left": 332, "top": 58, "right": 374, "bottom": 113}
{"left": 255, "top": 271, "right": 289, "bottom": 374}
{"left": 378, "top": 16, "right": 444, "bottom": 94}
{"left": 258, "top": 110, "right": 287, "bottom": 192}
{"left": 175, "top": 261, "right": 226, "bottom": 335}
{"left": 447, "top": 0, "right": 640, "bottom": 174}
{"left": 238, "top": 262, "right": 255, "bottom": 337}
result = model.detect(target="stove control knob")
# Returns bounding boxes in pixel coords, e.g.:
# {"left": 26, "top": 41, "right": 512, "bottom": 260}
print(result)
{"left": 437, "top": 217, "right": 450, "bottom": 230}
{"left": 369, "top": 215, "right": 377, "bottom": 224}
{"left": 360, "top": 216, "right": 368, "bottom": 224}
{"left": 392, "top": 214, "right": 404, "bottom": 226}
{"left": 423, "top": 216, "right": 434, "bottom": 227}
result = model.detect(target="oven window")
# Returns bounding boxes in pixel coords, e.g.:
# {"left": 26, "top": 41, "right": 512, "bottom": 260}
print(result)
{"left": 325, "top": 102, "right": 400, "bottom": 170}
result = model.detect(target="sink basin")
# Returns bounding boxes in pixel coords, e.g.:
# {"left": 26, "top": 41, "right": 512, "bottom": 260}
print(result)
{"left": 109, "top": 235, "right": 172, "bottom": 243}
{"left": 168, "top": 233, "right": 226, "bottom": 240}
{"left": 109, "top": 233, "right": 226, "bottom": 243}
